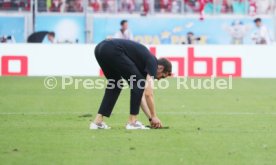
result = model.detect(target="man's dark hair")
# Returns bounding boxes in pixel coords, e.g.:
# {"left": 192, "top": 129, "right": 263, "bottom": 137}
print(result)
{"left": 254, "top": 18, "right": 262, "bottom": 23}
{"left": 120, "top": 20, "right": 128, "bottom": 26}
{"left": 48, "top": 32, "right": 55, "bottom": 37}
{"left": 158, "top": 58, "right": 172, "bottom": 76}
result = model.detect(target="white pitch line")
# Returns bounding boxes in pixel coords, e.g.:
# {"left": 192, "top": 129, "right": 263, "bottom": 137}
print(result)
{"left": 0, "top": 112, "right": 276, "bottom": 115}
{"left": 157, "top": 112, "right": 276, "bottom": 115}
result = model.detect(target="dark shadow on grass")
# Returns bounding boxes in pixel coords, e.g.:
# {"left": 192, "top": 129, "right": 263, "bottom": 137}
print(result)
{"left": 79, "top": 114, "right": 93, "bottom": 118}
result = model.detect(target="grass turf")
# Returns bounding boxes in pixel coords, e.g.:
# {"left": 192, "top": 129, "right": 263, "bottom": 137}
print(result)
{"left": 0, "top": 77, "right": 276, "bottom": 165}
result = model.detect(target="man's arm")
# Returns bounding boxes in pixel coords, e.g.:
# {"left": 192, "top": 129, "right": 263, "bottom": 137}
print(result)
{"left": 129, "top": 31, "right": 134, "bottom": 40}
{"left": 140, "top": 93, "right": 151, "bottom": 119}
{"left": 113, "top": 31, "right": 121, "bottom": 39}
{"left": 144, "top": 74, "right": 162, "bottom": 128}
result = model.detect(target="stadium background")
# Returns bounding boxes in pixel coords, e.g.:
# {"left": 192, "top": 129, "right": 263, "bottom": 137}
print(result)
{"left": 0, "top": 0, "right": 275, "bottom": 44}
{"left": 1, "top": 1, "right": 276, "bottom": 165}
{"left": 0, "top": 0, "right": 276, "bottom": 77}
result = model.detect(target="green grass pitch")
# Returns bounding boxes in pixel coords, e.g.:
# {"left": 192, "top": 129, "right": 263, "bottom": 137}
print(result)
{"left": 0, "top": 77, "right": 276, "bottom": 165}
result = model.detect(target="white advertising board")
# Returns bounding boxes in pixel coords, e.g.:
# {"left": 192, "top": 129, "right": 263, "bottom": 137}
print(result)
{"left": 0, "top": 44, "right": 276, "bottom": 78}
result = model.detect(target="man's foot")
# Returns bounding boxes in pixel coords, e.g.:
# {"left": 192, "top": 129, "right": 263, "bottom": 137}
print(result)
{"left": 89, "top": 122, "right": 111, "bottom": 129}
{"left": 126, "top": 121, "right": 150, "bottom": 130}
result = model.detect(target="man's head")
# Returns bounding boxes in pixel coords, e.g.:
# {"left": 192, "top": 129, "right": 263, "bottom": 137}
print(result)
{"left": 254, "top": 18, "right": 262, "bottom": 27}
{"left": 156, "top": 58, "right": 172, "bottom": 80}
{"left": 47, "top": 32, "right": 55, "bottom": 43}
{"left": 120, "top": 20, "right": 128, "bottom": 31}
{"left": 187, "top": 32, "right": 194, "bottom": 38}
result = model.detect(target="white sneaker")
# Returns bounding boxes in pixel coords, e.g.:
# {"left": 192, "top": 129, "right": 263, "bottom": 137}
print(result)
{"left": 126, "top": 121, "right": 150, "bottom": 130}
{"left": 89, "top": 122, "right": 111, "bottom": 130}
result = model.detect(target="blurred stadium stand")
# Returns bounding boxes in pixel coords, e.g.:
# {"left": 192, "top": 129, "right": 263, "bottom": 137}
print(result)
{"left": 0, "top": 0, "right": 275, "bottom": 44}
{"left": 34, "top": 0, "right": 276, "bottom": 14}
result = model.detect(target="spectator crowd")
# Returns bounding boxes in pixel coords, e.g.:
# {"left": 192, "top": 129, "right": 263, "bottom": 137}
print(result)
{"left": 37, "top": 0, "right": 83, "bottom": 12}
{"left": 0, "top": 0, "right": 30, "bottom": 11}
{"left": 0, "top": 0, "right": 275, "bottom": 14}
{"left": 87, "top": 0, "right": 276, "bottom": 14}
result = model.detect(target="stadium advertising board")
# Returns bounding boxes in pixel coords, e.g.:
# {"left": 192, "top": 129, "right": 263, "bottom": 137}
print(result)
{"left": 93, "top": 17, "right": 274, "bottom": 45}
{"left": 35, "top": 15, "right": 86, "bottom": 43}
{"left": 0, "top": 16, "right": 25, "bottom": 43}
{"left": 0, "top": 44, "right": 276, "bottom": 78}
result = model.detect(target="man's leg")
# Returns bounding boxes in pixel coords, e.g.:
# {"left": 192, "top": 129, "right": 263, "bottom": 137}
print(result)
{"left": 94, "top": 50, "right": 122, "bottom": 124}
{"left": 97, "top": 78, "right": 122, "bottom": 117}
{"left": 114, "top": 55, "right": 146, "bottom": 123}
{"left": 128, "top": 71, "right": 146, "bottom": 123}
{"left": 94, "top": 78, "right": 122, "bottom": 124}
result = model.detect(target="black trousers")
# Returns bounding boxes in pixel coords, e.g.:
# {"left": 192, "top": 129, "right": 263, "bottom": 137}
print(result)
{"left": 94, "top": 40, "right": 146, "bottom": 117}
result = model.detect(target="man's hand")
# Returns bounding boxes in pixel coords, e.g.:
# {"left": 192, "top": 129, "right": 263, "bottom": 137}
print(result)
{"left": 150, "top": 116, "right": 162, "bottom": 128}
